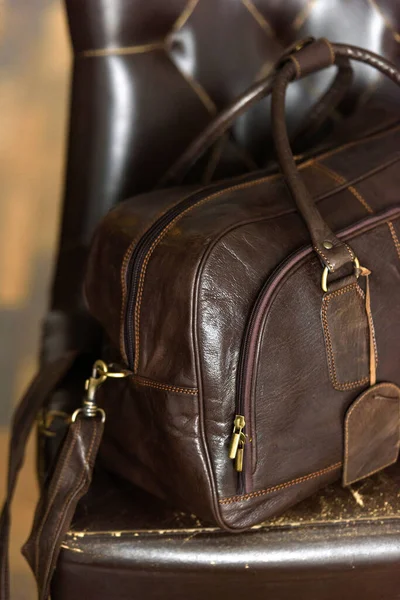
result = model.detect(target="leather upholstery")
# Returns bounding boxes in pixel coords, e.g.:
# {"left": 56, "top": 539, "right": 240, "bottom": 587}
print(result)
{"left": 52, "top": 464, "right": 400, "bottom": 599}
{"left": 40, "top": 1, "right": 400, "bottom": 596}
{"left": 52, "top": 0, "right": 400, "bottom": 311}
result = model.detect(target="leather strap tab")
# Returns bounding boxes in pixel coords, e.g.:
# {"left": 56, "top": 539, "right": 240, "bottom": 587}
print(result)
{"left": 288, "top": 38, "right": 335, "bottom": 80}
{"left": 22, "top": 417, "right": 104, "bottom": 600}
{"left": 322, "top": 278, "right": 371, "bottom": 391}
{"left": 343, "top": 383, "right": 400, "bottom": 486}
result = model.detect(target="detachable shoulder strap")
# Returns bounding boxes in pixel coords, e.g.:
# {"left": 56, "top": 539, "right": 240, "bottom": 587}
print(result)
{"left": 0, "top": 352, "right": 104, "bottom": 600}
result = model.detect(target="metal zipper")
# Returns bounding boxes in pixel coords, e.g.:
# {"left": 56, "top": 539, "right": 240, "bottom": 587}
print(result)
{"left": 230, "top": 206, "right": 400, "bottom": 495}
{"left": 123, "top": 180, "right": 249, "bottom": 369}
{"left": 123, "top": 121, "right": 400, "bottom": 370}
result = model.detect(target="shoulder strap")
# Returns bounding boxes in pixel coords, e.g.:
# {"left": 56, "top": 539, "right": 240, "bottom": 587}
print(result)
{"left": 0, "top": 352, "right": 104, "bottom": 600}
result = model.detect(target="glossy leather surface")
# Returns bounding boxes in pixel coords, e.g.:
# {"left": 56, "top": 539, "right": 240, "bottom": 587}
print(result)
{"left": 52, "top": 463, "right": 400, "bottom": 599}
{"left": 51, "top": 0, "right": 400, "bottom": 311}
{"left": 40, "top": 2, "right": 400, "bottom": 596}
{"left": 86, "top": 117, "right": 400, "bottom": 529}
{"left": 42, "top": 2, "right": 400, "bottom": 456}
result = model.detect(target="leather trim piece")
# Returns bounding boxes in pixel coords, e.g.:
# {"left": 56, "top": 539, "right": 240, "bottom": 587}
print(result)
{"left": 343, "top": 383, "right": 400, "bottom": 486}
{"left": 132, "top": 136, "right": 400, "bottom": 374}
{"left": 219, "top": 462, "right": 342, "bottom": 504}
{"left": 321, "top": 283, "right": 375, "bottom": 391}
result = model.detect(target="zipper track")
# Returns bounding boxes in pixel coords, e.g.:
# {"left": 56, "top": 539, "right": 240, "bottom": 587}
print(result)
{"left": 235, "top": 206, "right": 400, "bottom": 495}
{"left": 124, "top": 180, "right": 237, "bottom": 368}
{"left": 123, "top": 120, "right": 400, "bottom": 370}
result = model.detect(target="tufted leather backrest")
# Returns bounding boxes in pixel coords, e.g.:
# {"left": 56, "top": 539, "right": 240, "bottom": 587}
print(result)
{"left": 52, "top": 0, "right": 400, "bottom": 309}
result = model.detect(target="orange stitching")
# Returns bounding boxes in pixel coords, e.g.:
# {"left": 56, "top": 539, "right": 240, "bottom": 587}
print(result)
{"left": 119, "top": 192, "right": 205, "bottom": 361}
{"left": 388, "top": 221, "right": 400, "bottom": 261}
{"left": 35, "top": 419, "right": 81, "bottom": 577}
{"left": 120, "top": 238, "right": 138, "bottom": 362}
{"left": 133, "top": 375, "right": 198, "bottom": 395}
{"left": 133, "top": 173, "right": 281, "bottom": 373}
{"left": 313, "top": 162, "right": 374, "bottom": 214}
{"left": 343, "top": 242, "right": 356, "bottom": 261}
{"left": 131, "top": 126, "right": 400, "bottom": 372}
{"left": 312, "top": 122, "right": 400, "bottom": 163}
{"left": 344, "top": 383, "right": 400, "bottom": 484}
{"left": 314, "top": 245, "right": 334, "bottom": 271}
{"left": 290, "top": 55, "right": 301, "bottom": 79}
{"left": 322, "top": 283, "right": 370, "bottom": 391}
{"left": 42, "top": 421, "right": 99, "bottom": 589}
{"left": 219, "top": 462, "right": 342, "bottom": 504}
{"left": 322, "top": 38, "right": 335, "bottom": 65}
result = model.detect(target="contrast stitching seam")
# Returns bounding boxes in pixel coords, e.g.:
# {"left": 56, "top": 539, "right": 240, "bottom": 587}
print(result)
{"left": 133, "top": 173, "right": 281, "bottom": 373}
{"left": 290, "top": 55, "right": 301, "bottom": 78}
{"left": 322, "top": 38, "right": 335, "bottom": 65}
{"left": 314, "top": 245, "right": 334, "bottom": 271}
{"left": 120, "top": 238, "right": 138, "bottom": 362}
{"left": 344, "top": 242, "right": 356, "bottom": 260}
{"left": 133, "top": 375, "right": 198, "bottom": 395}
{"left": 312, "top": 162, "right": 374, "bottom": 214}
{"left": 119, "top": 192, "right": 207, "bottom": 361}
{"left": 42, "top": 421, "right": 99, "bottom": 591}
{"left": 388, "top": 221, "right": 400, "bottom": 261}
{"left": 131, "top": 132, "right": 400, "bottom": 372}
{"left": 219, "top": 462, "right": 342, "bottom": 504}
{"left": 322, "top": 283, "right": 370, "bottom": 391}
{"left": 344, "top": 384, "right": 400, "bottom": 484}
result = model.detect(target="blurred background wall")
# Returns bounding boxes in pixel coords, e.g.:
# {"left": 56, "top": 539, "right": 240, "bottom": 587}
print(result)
{"left": 0, "top": 1, "right": 70, "bottom": 597}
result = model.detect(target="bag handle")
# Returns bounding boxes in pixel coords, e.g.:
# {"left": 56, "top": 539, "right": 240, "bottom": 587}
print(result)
{"left": 159, "top": 41, "right": 353, "bottom": 187}
{"left": 271, "top": 39, "right": 400, "bottom": 281}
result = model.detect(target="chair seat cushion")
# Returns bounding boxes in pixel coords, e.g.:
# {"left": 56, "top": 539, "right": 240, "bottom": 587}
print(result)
{"left": 52, "top": 463, "right": 400, "bottom": 600}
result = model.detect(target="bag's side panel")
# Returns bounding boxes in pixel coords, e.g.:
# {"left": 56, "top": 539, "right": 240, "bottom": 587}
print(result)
{"left": 196, "top": 130, "right": 400, "bottom": 508}
{"left": 85, "top": 185, "right": 202, "bottom": 353}
{"left": 219, "top": 215, "right": 400, "bottom": 530}
{"left": 97, "top": 378, "right": 219, "bottom": 525}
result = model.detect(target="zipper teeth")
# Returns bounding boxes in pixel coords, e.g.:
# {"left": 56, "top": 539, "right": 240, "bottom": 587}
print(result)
{"left": 124, "top": 181, "right": 238, "bottom": 368}
{"left": 236, "top": 206, "right": 400, "bottom": 495}
{"left": 123, "top": 122, "right": 400, "bottom": 369}
{"left": 235, "top": 251, "right": 300, "bottom": 493}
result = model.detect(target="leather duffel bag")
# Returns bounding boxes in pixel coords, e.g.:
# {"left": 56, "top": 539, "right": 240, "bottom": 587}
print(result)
{"left": 2, "top": 38, "right": 400, "bottom": 599}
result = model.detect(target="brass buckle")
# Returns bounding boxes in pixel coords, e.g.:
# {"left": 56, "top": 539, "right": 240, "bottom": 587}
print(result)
{"left": 321, "top": 256, "right": 360, "bottom": 293}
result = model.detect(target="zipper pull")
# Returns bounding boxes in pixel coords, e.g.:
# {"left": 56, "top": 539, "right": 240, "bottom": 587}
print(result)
{"left": 235, "top": 432, "right": 246, "bottom": 472}
{"left": 229, "top": 415, "right": 246, "bottom": 459}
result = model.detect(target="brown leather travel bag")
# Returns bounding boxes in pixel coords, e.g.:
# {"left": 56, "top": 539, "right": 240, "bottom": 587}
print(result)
{"left": 2, "top": 37, "right": 400, "bottom": 600}
{"left": 82, "top": 39, "right": 400, "bottom": 531}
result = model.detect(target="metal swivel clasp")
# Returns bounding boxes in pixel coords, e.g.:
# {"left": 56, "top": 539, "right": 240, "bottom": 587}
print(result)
{"left": 72, "top": 359, "right": 130, "bottom": 423}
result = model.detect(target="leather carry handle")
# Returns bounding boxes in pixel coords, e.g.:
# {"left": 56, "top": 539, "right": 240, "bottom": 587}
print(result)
{"left": 271, "top": 39, "right": 400, "bottom": 274}
{"left": 159, "top": 47, "right": 353, "bottom": 187}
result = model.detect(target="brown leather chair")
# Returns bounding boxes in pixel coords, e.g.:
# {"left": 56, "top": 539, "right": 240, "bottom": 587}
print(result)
{"left": 41, "top": 1, "right": 400, "bottom": 598}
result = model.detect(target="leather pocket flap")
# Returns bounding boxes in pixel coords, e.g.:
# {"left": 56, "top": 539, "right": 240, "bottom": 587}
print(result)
{"left": 343, "top": 383, "right": 400, "bottom": 486}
